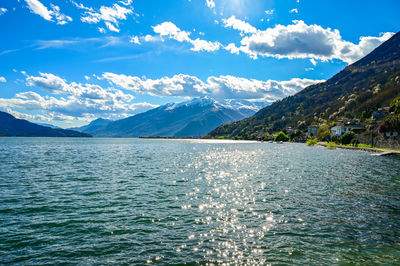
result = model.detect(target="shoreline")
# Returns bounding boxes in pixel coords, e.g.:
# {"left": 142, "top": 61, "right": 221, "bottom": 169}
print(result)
{"left": 317, "top": 142, "right": 400, "bottom": 156}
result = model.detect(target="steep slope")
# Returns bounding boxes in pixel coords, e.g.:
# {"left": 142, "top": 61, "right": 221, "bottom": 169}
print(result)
{"left": 0, "top": 111, "right": 91, "bottom": 137}
{"left": 206, "top": 31, "right": 400, "bottom": 139}
{"left": 69, "top": 118, "right": 112, "bottom": 135}
{"left": 91, "top": 97, "right": 260, "bottom": 137}
{"left": 37, "top": 123, "right": 61, "bottom": 129}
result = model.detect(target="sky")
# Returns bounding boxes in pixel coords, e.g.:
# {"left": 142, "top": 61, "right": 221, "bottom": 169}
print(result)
{"left": 0, "top": 0, "right": 399, "bottom": 128}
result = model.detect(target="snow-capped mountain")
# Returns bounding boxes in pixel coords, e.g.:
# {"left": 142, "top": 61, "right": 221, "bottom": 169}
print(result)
{"left": 89, "top": 96, "right": 266, "bottom": 137}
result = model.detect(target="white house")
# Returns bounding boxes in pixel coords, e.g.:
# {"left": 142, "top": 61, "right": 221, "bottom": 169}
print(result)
{"left": 330, "top": 123, "right": 365, "bottom": 137}
{"left": 330, "top": 125, "right": 349, "bottom": 137}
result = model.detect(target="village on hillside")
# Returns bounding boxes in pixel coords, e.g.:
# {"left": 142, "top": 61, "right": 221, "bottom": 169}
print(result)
{"left": 258, "top": 98, "right": 400, "bottom": 150}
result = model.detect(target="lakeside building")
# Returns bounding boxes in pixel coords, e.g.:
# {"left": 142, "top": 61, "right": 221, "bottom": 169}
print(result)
{"left": 330, "top": 119, "right": 365, "bottom": 137}
{"left": 307, "top": 126, "right": 319, "bottom": 137}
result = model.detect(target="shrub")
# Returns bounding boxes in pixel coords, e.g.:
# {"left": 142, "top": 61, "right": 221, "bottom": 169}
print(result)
{"left": 340, "top": 131, "right": 356, "bottom": 145}
{"left": 274, "top": 131, "right": 289, "bottom": 142}
{"left": 306, "top": 137, "right": 318, "bottom": 146}
{"left": 261, "top": 132, "right": 270, "bottom": 141}
{"left": 331, "top": 135, "right": 338, "bottom": 143}
{"left": 326, "top": 142, "right": 337, "bottom": 149}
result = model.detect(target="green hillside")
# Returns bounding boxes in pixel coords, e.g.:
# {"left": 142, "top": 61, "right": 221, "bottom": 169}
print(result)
{"left": 205, "top": 31, "right": 400, "bottom": 140}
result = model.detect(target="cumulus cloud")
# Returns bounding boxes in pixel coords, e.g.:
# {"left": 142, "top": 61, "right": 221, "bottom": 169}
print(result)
{"left": 225, "top": 43, "right": 240, "bottom": 54}
{"left": 0, "top": 8, "right": 7, "bottom": 15}
{"left": 191, "top": 38, "right": 221, "bottom": 52}
{"left": 142, "top": 21, "right": 221, "bottom": 52}
{"left": 222, "top": 19, "right": 394, "bottom": 63}
{"left": 102, "top": 72, "right": 323, "bottom": 102}
{"left": 24, "top": 0, "right": 72, "bottom": 24}
{"left": 26, "top": 72, "right": 134, "bottom": 101}
{"left": 0, "top": 72, "right": 157, "bottom": 121}
{"left": 130, "top": 36, "right": 140, "bottom": 45}
{"left": 80, "top": 3, "right": 133, "bottom": 33}
{"left": 0, "top": 77, "right": 6, "bottom": 83}
{"left": 289, "top": 8, "right": 298, "bottom": 13}
{"left": 153, "top": 22, "right": 191, "bottom": 42}
{"left": 0, "top": 72, "right": 323, "bottom": 124}
{"left": 222, "top": 16, "right": 257, "bottom": 35}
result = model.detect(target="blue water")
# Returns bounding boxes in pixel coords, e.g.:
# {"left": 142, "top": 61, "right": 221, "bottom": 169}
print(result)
{"left": 0, "top": 138, "right": 399, "bottom": 264}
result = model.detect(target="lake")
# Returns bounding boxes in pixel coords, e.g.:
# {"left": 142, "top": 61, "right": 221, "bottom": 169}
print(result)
{"left": 0, "top": 138, "right": 399, "bottom": 264}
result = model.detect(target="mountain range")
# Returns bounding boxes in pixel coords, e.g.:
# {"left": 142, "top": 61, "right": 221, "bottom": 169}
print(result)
{"left": 0, "top": 111, "right": 91, "bottom": 137}
{"left": 206, "top": 31, "right": 400, "bottom": 139}
{"left": 74, "top": 97, "right": 265, "bottom": 137}
{"left": 69, "top": 118, "right": 113, "bottom": 136}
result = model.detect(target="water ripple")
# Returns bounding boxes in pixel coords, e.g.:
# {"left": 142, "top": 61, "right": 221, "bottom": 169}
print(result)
{"left": 0, "top": 138, "right": 399, "bottom": 264}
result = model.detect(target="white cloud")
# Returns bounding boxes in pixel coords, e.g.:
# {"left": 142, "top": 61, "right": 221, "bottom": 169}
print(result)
{"left": 225, "top": 43, "right": 240, "bottom": 54}
{"left": 70, "top": 1, "right": 93, "bottom": 11}
{"left": 80, "top": 3, "right": 133, "bottom": 33}
{"left": 153, "top": 22, "right": 191, "bottom": 42}
{"left": 310, "top": 58, "right": 317, "bottom": 66}
{"left": 222, "top": 16, "right": 257, "bottom": 35}
{"left": 265, "top": 9, "right": 274, "bottom": 15}
{"left": 191, "top": 38, "right": 221, "bottom": 52}
{"left": 142, "top": 34, "right": 160, "bottom": 42}
{"left": 0, "top": 72, "right": 323, "bottom": 124}
{"left": 102, "top": 72, "right": 323, "bottom": 102}
{"left": 130, "top": 36, "right": 141, "bottom": 45}
{"left": 290, "top": 8, "right": 298, "bottom": 13}
{"left": 119, "top": 0, "right": 133, "bottom": 6}
{"left": 206, "top": 0, "right": 215, "bottom": 9}
{"left": 105, "top": 21, "right": 120, "bottom": 32}
{"left": 32, "top": 36, "right": 124, "bottom": 50}
{"left": 0, "top": 8, "right": 7, "bottom": 15}
{"left": 24, "top": 0, "right": 72, "bottom": 24}
{"left": 0, "top": 72, "right": 158, "bottom": 122}
{"left": 0, "top": 77, "right": 6, "bottom": 83}
{"left": 224, "top": 19, "right": 394, "bottom": 63}
{"left": 144, "top": 22, "right": 221, "bottom": 52}
{"left": 50, "top": 4, "right": 73, "bottom": 25}
{"left": 26, "top": 72, "right": 133, "bottom": 101}
{"left": 24, "top": 0, "right": 52, "bottom": 21}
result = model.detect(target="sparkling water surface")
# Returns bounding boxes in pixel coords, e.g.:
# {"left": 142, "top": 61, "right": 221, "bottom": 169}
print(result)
{"left": 0, "top": 138, "right": 399, "bottom": 264}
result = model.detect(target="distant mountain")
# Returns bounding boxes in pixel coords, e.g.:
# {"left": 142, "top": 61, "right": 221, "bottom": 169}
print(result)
{"left": 91, "top": 96, "right": 264, "bottom": 137}
{"left": 69, "top": 118, "right": 112, "bottom": 135}
{"left": 0, "top": 111, "right": 91, "bottom": 137}
{"left": 37, "top": 123, "right": 61, "bottom": 129}
{"left": 206, "top": 31, "right": 400, "bottom": 139}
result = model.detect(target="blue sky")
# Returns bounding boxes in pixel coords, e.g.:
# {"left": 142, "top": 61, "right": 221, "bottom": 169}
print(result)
{"left": 0, "top": 0, "right": 399, "bottom": 127}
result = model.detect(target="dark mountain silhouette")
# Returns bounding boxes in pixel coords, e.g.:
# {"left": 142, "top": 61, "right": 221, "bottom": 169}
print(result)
{"left": 0, "top": 111, "right": 91, "bottom": 137}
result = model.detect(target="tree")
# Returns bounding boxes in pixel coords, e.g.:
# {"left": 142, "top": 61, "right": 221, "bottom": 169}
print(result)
{"left": 261, "top": 132, "right": 270, "bottom": 141}
{"left": 274, "top": 131, "right": 289, "bottom": 142}
{"left": 340, "top": 131, "right": 356, "bottom": 145}
{"left": 317, "top": 124, "right": 331, "bottom": 141}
